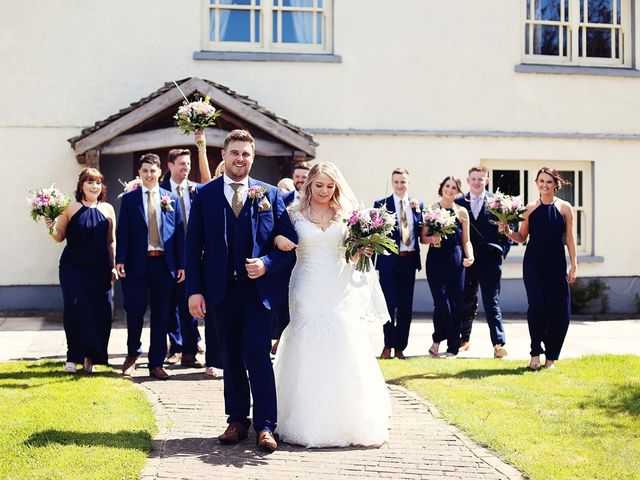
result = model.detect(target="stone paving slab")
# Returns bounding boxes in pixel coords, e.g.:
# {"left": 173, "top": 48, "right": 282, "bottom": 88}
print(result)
{"left": 135, "top": 366, "right": 523, "bottom": 480}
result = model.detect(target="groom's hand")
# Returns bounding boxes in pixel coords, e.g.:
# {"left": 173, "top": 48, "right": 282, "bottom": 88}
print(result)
{"left": 188, "top": 294, "right": 206, "bottom": 320}
{"left": 245, "top": 258, "right": 266, "bottom": 279}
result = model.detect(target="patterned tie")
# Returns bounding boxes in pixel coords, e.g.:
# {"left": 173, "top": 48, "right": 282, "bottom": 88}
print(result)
{"left": 472, "top": 195, "right": 483, "bottom": 219}
{"left": 146, "top": 190, "right": 161, "bottom": 248}
{"left": 230, "top": 183, "right": 243, "bottom": 217}
{"left": 400, "top": 199, "right": 411, "bottom": 247}
{"left": 176, "top": 185, "right": 187, "bottom": 233}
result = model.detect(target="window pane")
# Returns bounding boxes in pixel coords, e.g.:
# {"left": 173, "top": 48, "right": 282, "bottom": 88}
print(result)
{"left": 576, "top": 210, "right": 583, "bottom": 245}
{"left": 588, "top": 0, "right": 613, "bottom": 23}
{"left": 316, "top": 13, "right": 322, "bottom": 44}
{"left": 562, "top": 26, "right": 568, "bottom": 55}
{"left": 557, "top": 171, "right": 575, "bottom": 203}
{"left": 580, "top": 0, "right": 585, "bottom": 22}
{"left": 318, "top": 0, "right": 323, "bottom": 7}
{"left": 533, "top": 24, "right": 560, "bottom": 55}
{"left": 219, "top": 10, "right": 251, "bottom": 42}
{"left": 617, "top": 0, "right": 621, "bottom": 23}
{"left": 273, "top": 11, "right": 278, "bottom": 42}
{"left": 565, "top": 0, "right": 569, "bottom": 20}
{"left": 217, "top": 0, "right": 252, "bottom": 4}
{"left": 283, "top": 0, "right": 314, "bottom": 6}
{"left": 525, "top": 24, "right": 530, "bottom": 54}
{"left": 255, "top": 10, "right": 260, "bottom": 42}
{"left": 493, "top": 170, "right": 520, "bottom": 196}
{"left": 209, "top": 9, "right": 216, "bottom": 41}
{"left": 586, "top": 27, "right": 612, "bottom": 57}
{"left": 535, "top": 0, "right": 561, "bottom": 21}
{"left": 527, "top": 0, "right": 532, "bottom": 19}
{"left": 578, "top": 171, "right": 583, "bottom": 206}
{"left": 281, "top": 11, "right": 314, "bottom": 43}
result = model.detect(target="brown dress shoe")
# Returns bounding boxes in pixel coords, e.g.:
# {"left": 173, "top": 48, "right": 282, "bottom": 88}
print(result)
{"left": 379, "top": 347, "right": 392, "bottom": 359}
{"left": 149, "top": 367, "right": 170, "bottom": 380}
{"left": 256, "top": 429, "right": 277, "bottom": 453}
{"left": 395, "top": 350, "right": 406, "bottom": 360}
{"left": 165, "top": 352, "right": 182, "bottom": 365}
{"left": 459, "top": 341, "right": 471, "bottom": 352}
{"left": 181, "top": 354, "right": 204, "bottom": 368}
{"left": 218, "top": 421, "right": 249, "bottom": 444}
{"left": 122, "top": 355, "right": 139, "bottom": 376}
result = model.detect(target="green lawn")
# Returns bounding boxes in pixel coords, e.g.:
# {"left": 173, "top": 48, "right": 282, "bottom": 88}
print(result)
{"left": 380, "top": 354, "right": 640, "bottom": 480}
{"left": 0, "top": 360, "right": 156, "bottom": 480}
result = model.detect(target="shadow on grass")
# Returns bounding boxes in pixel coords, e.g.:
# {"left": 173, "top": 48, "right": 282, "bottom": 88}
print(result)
{"left": 583, "top": 383, "right": 640, "bottom": 417}
{"left": 25, "top": 429, "right": 153, "bottom": 452}
{"left": 386, "top": 367, "right": 531, "bottom": 385}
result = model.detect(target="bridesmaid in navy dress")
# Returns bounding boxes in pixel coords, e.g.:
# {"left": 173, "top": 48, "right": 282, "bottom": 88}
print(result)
{"left": 421, "top": 176, "right": 474, "bottom": 358}
{"left": 500, "top": 167, "right": 577, "bottom": 370}
{"left": 46, "top": 168, "right": 116, "bottom": 374}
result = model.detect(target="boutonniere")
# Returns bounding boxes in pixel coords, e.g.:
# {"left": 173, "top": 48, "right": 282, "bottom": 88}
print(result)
{"left": 160, "top": 195, "right": 174, "bottom": 212}
{"left": 188, "top": 182, "right": 196, "bottom": 194}
{"left": 409, "top": 198, "right": 421, "bottom": 214}
{"left": 248, "top": 186, "right": 272, "bottom": 212}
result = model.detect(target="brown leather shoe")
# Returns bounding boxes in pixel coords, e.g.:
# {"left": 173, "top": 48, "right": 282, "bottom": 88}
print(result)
{"left": 149, "top": 366, "right": 170, "bottom": 380}
{"left": 165, "top": 352, "right": 182, "bottom": 365}
{"left": 218, "top": 421, "right": 249, "bottom": 444}
{"left": 459, "top": 341, "right": 471, "bottom": 352}
{"left": 181, "top": 354, "right": 204, "bottom": 368}
{"left": 379, "top": 347, "right": 392, "bottom": 359}
{"left": 122, "top": 355, "right": 139, "bottom": 376}
{"left": 395, "top": 350, "right": 406, "bottom": 360}
{"left": 256, "top": 429, "right": 277, "bottom": 453}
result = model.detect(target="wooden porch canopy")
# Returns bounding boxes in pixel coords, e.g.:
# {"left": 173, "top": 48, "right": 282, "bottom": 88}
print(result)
{"left": 67, "top": 77, "right": 317, "bottom": 164}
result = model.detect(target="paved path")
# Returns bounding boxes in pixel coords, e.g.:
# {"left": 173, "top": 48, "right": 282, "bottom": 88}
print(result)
{"left": 2, "top": 314, "right": 640, "bottom": 479}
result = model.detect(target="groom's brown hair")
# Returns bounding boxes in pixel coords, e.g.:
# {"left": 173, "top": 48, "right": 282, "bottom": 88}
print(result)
{"left": 223, "top": 129, "right": 255, "bottom": 152}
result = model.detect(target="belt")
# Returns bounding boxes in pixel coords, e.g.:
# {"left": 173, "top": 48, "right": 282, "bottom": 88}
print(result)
{"left": 147, "top": 250, "right": 165, "bottom": 257}
{"left": 398, "top": 251, "right": 416, "bottom": 257}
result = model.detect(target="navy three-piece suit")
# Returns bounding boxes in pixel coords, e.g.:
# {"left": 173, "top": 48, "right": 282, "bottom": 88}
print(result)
{"left": 374, "top": 195, "right": 424, "bottom": 352}
{"left": 116, "top": 187, "right": 184, "bottom": 370}
{"left": 186, "top": 176, "right": 296, "bottom": 432}
{"left": 455, "top": 192, "right": 511, "bottom": 347}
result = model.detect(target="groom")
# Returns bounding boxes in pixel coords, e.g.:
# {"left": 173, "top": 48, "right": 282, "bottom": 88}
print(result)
{"left": 186, "top": 129, "right": 297, "bottom": 453}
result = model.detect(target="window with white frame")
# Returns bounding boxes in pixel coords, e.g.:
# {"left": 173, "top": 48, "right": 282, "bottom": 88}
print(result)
{"left": 523, "top": 0, "right": 632, "bottom": 67}
{"left": 202, "top": 0, "right": 332, "bottom": 53}
{"left": 483, "top": 161, "right": 592, "bottom": 254}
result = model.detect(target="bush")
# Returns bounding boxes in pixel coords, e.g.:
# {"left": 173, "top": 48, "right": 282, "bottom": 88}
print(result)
{"left": 571, "top": 278, "right": 608, "bottom": 314}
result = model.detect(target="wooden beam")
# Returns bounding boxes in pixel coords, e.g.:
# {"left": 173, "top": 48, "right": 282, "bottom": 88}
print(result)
{"left": 190, "top": 78, "right": 317, "bottom": 157}
{"left": 85, "top": 149, "right": 101, "bottom": 168}
{"left": 100, "top": 127, "right": 293, "bottom": 157}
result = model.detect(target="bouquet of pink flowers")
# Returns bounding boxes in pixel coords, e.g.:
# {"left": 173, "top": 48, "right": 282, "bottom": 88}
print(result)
{"left": 174, "top": 96, "right": 221, "bottom": 135}
{"left": 27, "top": 184, "right": 71, "bottom": 236}
{"left": 118, "top": 177, "right": 142, "bottom": 198}
{"left": 422, "top": 206, "right": 458, "bottom": 245}
{"left": 486, "top": 190, "right": 526, "bottom": 232}
{"left": 344, "top": 207, "right": 398, "bottom": 272}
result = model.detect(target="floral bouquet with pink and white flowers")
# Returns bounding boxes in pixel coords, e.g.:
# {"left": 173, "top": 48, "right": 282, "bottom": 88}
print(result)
{"left": 344, "top": 207, "right": 398, "bottom": 272}
{"left": 117, "top": 177, "right": 142, "bottom": 198}
{"left": 486, "top": 190, "right": 527, "bottom": 233}
{"left": 27, "top": 184, "right": 71, "bottom": 236}
{"left": 422, "top": 206, "right": 458, "bottom": 246}
{"left": 174, "top": 95, "right": 221, "bottom": 136}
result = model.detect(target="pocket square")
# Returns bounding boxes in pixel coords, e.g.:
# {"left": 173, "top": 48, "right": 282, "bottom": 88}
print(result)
{"left": 258, "top": 197, "right": 272, "bottom": 212}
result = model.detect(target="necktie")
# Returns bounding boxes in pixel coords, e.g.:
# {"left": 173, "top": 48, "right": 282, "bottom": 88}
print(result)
{"left": 472, "top": 195, "right": 483, "bottom": 219}
{"left": 230, "top": 183, "right": 243, "bottom": 217}
{"left": 400, "top": 199, "right": 411, "bottom": 247}
{"left": 146, "top": 190, "right": 161, "bottom": 248}
{"left": 176, "top": 185, "right": 187, "bottom": 233}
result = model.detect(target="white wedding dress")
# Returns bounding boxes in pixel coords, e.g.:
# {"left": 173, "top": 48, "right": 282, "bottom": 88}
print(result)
{"left": 274, "top": 212, "right": 392, "bottom": 448}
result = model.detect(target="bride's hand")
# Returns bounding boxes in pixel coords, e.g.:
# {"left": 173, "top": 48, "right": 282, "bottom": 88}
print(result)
{"left": 274, "top": 235, "right": 297, "bottom": 251}
{"left": 362, "top": 246, "right": 374, "bottom": 258}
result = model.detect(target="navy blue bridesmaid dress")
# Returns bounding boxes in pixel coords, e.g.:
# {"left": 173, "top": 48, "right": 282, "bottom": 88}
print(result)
{"left": 523, "top": 201, "right": 571, "bottom": 360}
{"left": 59, "top": 206, "right": 112, "bottom": 365}
{"left": 426, "top": 207, "right": 465, "bottom": 355}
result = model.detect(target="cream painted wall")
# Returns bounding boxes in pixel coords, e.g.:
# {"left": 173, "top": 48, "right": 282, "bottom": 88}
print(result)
{"left": 1, "top": 0, "right": 639, "bottom": 133}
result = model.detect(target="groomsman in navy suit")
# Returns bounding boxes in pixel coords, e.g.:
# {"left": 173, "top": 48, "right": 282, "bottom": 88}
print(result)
{"left": 272, "top": 161, "right": 310, "bottom": 354}
{"left": 116, "top": 153, "right": 185, "bottom": 380}
{"left": 374, "top": 168, "right": 424, "bottom": 360}
{"left": 160, "top": 148, "right": 204, "bottom": 369}
{"left": 186, "top": 130, "right": 297, "bottom": 452}
{"left": 455, "top": 165, "right": 510, "bottom": 358}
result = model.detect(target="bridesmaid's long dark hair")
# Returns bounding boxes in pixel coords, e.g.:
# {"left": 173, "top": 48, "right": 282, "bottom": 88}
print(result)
{"left": 75, "top": 167, "right": 107, "bottom": 202}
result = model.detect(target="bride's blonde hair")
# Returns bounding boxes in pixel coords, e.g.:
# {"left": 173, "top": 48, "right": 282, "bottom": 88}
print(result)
{"left": 290, "top": 161, "right": 359, "bottom": 218}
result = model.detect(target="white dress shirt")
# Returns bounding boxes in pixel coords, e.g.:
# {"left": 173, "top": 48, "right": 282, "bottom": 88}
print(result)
{"left": 223, "top": 174, "right": 249, "bottom": 208}
{"left": 393, "top": 193, "right": 415, "bottom": 252}
{"left": 170, "top": 178, "right": 191, "bottom": 221}
{"left": 141, "top": 185, "right": 164, "bottom": 251}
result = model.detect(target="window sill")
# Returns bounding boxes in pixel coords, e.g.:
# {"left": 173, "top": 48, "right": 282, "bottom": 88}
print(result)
{"left": 193, "top": 51, "right": 342, "bottom": 63}
{"left": 515, "top": 63, "right": 640, "bottom": 78}
{"left": 504, "top": 255, "right": 604, "bottom": 264}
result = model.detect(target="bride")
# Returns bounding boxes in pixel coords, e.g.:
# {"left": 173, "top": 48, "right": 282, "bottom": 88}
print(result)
{"left": 273, "top": 161, "right": 392, "bottom": 448}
